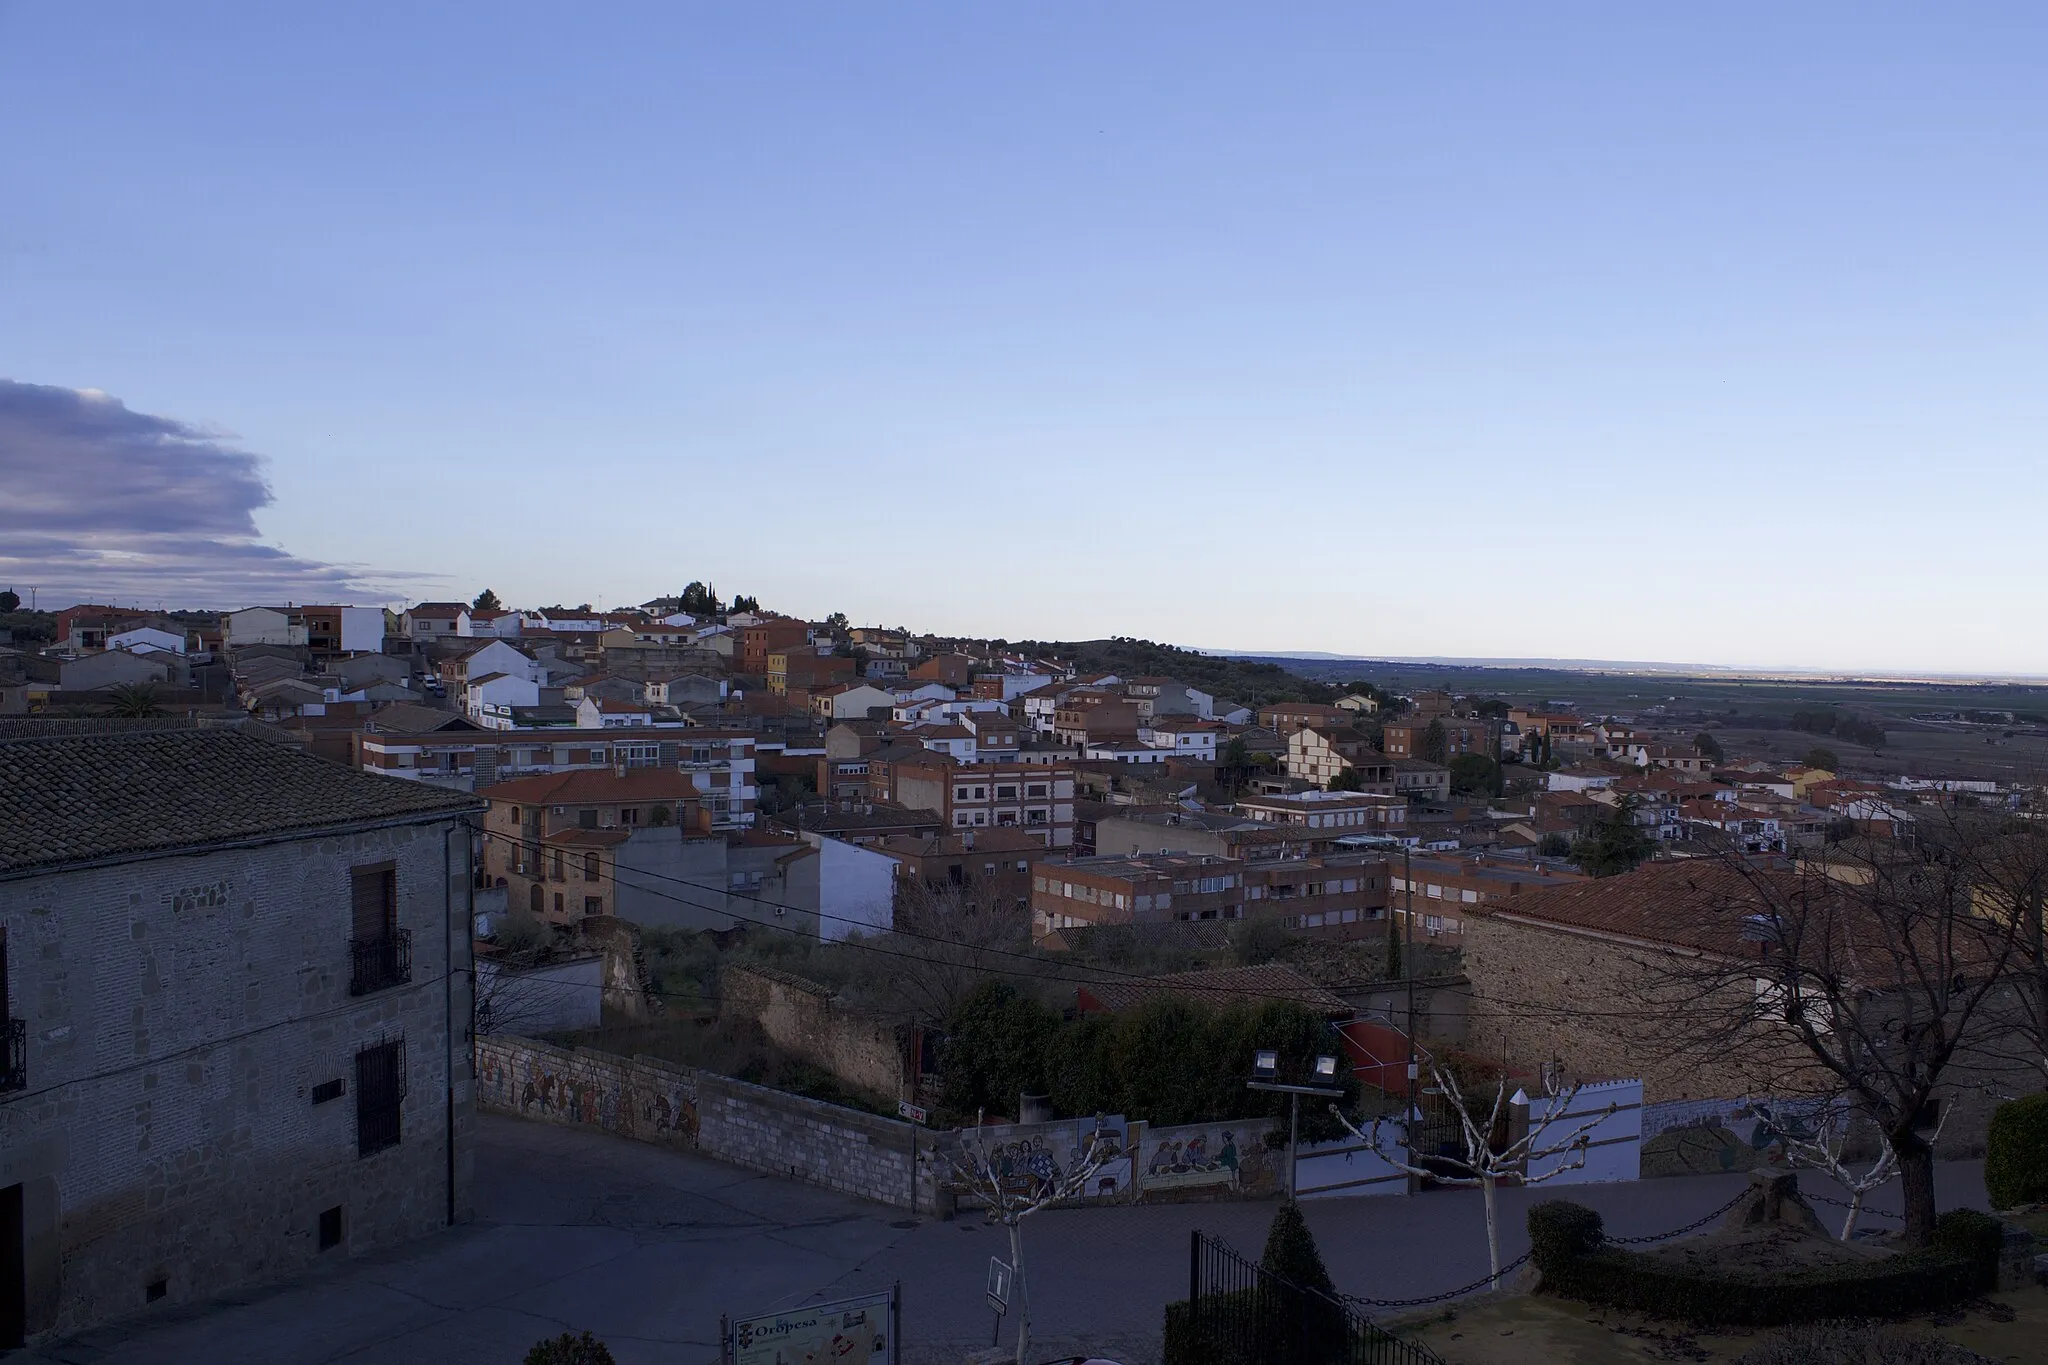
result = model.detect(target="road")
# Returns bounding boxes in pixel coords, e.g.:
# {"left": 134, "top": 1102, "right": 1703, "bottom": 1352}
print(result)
{"left": 26, "top": 1116, "right": 1990, "bottom": 1365}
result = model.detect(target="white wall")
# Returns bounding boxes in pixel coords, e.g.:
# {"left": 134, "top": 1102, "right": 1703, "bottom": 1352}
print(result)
{"left": 1519, "top": 1078, "right": 1642, "bottom": 1185}
{"left": 475, "top": 953, "right": 603, "bottom": 1034}
{"left": 804, "top": 833, "right": 896, "bottom": 942}
{"left": 339, "top": 606, "right": 386, "bottom": 653}
{"left": 1296, "top": 1123, "right": 1412, "bottom": 1200}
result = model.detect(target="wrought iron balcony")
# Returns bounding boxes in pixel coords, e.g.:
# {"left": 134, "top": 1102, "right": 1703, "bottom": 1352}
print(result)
{"left": 1, "top": 1016, "right": 25, "bottom": 1093}
{"left": 349, "top": 930, "right": 413, "bottom": 996}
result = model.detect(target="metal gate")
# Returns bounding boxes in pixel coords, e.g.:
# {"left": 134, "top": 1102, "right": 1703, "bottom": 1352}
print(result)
{"left": 1179, "top": 1231, "right": 1446, "bottom": 1365}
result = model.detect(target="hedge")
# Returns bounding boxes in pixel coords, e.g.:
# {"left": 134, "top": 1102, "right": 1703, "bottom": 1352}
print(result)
{"left": 1526, "top": 1200, "right": 2002, "bottom": 1327}
{"left": 1985, "top": 1093, "right": 2048, "bottom": 1210}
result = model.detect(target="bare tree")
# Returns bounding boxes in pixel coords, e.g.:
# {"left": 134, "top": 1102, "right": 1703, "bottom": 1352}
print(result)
{"left": 928, "top": 1113, "right": 1115, "bottom": 1365}
{"left": 1636, "top": 816, "right": 2035, "bottom": 1246}
{"left": 1332, "top": 1041, "right": 1616, "bottom": 1291}
{"left": 871, "top": 878, "right": 1037, "bottom": 1021}
{"left": 1757, "top": 1097, "right": 1951, "bottom": 1241}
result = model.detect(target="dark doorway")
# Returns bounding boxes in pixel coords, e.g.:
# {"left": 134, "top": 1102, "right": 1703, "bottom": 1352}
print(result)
{"left": 0, "top": 1181, "right": 24, "bottom": 1350}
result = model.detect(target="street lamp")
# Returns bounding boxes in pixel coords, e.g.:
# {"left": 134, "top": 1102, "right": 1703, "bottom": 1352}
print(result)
{"left": 1246, "top": 1050, "right": 1345, "bottom": 1200}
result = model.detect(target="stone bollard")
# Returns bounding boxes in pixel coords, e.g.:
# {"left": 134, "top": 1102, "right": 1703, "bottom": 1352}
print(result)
{"left": 1997, "top": 1221, "right": 2037, "bottom": 1291}
{"left": 1723, "top": 1169, "right": 1830, "bottom": 1237}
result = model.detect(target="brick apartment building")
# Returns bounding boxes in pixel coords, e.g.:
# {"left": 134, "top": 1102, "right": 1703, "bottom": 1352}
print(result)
{"left": 886, "top": 755, "right": 1078, "bottom": 847}
{"left": 1236, "top": 790, "right": 1407, "bottom": 832}
{"left": 874, "top": 828, "right": 1041, "bottom": 912}
{"left": 738, "top": 618, "right": 812, "bottom": 675}
{"left": 1258, "top": 702, "right": 1353, "bottom": 733}
{"left": 357, "top": 722, "right": 759, "bottom": 828}
{"left": 1383, "top": 718, "right": 1501, "bottom": 761}
{"left": 1031, "top": 853, "right": 1245, "bottom": 942}
{"left": 1387, "top": 852, "right": 1586, "bottom": 942}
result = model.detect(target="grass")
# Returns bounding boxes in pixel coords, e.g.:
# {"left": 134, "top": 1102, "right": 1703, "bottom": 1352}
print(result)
{"left": 1397, "top": 1283, "right": 2048, "bottom": 1364}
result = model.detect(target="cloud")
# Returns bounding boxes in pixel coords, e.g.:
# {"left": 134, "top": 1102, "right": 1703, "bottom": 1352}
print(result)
{"left": 0, "top": 379, "right": 437, "bottom": 608}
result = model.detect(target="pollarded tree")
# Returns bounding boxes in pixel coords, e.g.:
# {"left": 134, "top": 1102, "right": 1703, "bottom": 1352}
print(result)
{"left": 1756, "top": 1097, "right": 1951, "bottom": 1240}
{"left": 929, "top": 1115, "right": 1116, "bottom": 1365}
{"left": 1332, "top": 1040, "right": 1616, "bottom": 1290}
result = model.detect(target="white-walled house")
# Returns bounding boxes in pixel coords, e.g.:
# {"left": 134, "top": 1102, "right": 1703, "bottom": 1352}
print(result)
{"left": 225, "top": 606, "right": 307, "bottom": 649}
{"left": 458, "top": 640, "right": 542, "bottom": 685}
{"left": 466, "top": 672, "right": 542, "bottom": 724}
{"left": 1140, "top": 717, "right": 1222, "bottom": 762}
{"left": 104, "top": 626, "right": 185, "bottom": 656}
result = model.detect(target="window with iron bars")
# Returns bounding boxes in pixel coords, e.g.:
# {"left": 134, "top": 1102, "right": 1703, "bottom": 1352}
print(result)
{"left": 355, "top": 1036, "right": 406, "bottom": 1157}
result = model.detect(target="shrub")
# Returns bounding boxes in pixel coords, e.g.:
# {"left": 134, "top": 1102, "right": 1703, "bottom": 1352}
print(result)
{"left": 1261, "top": 1201, "right": 1337, "bottom": 1295}
{"left": 1528, "top": 1200, "right": 1993, "bottom": 1326}
{"left": 1984, "top": 1093, "right": 2048, "bottom": 1210}
{"left": 1528, "top": 1200, "right": 1607, "bottom": 1269}
{"left": 524, "top": 1332, "right": 615, "bottom": 1365}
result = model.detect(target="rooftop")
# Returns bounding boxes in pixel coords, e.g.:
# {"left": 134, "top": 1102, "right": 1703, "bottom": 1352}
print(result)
{"left": 1080, "top": 963, "right": 1347, "bottom": 1013}
{"left": 0, "top": 727, "right": 482, "bottom": 879}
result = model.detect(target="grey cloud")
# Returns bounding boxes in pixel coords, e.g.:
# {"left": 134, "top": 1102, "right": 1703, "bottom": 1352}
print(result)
{"left": 0, "top": 379, "right": 440, "bottom": 606}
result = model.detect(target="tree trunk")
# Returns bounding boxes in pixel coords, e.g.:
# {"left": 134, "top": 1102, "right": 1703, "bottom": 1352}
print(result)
{"left": 1841, "top": 1189, "right": 1863, "bottom": 1242}
{"left": 1482, "top": 1174, "right": 1501, "bottom": 1289}
{"left": 1008, "top": 1218, "right": 1029, "bottom": 1365}
{"left": 1893, "top": 1130, "right": 1937, "bottom": 1247}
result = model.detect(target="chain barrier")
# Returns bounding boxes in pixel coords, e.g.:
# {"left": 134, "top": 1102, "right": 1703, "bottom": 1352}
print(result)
{"left": 1346, "top": 1184, "right": 1755, "bottom": 1310}
{"left": 1606, "top": 1186, "right": 1752, "bottom": 1244}
{"left": 1803, "top": 1189, "right": 1903, "bottom": 1220}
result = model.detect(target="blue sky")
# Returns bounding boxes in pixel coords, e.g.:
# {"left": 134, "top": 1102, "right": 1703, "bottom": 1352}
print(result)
{"left": 3, "top": 4, "right": 2044, "bottom": 672}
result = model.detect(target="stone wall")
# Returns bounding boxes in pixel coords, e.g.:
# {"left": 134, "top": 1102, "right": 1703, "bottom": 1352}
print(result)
{"left": 0, "top": 818, "right": 475, "bottom": 1342}
{"left": 720, "top": 964, "right": 905, "bottom": 1100}
{"left": 474, "top": 1035, "right": 923, "bottom": 1209}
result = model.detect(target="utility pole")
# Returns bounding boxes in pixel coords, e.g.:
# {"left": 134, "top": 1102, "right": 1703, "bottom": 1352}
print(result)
{"left": 1404, "top": 846, "right": 1419, "bottom": 1193}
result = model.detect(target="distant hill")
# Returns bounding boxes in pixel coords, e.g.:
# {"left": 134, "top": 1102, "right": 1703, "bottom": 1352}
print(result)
{"left": 1018, "top": 638, "right": 1357, "bottom": 709}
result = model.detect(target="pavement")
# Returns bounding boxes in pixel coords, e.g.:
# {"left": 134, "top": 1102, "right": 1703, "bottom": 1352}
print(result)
{"left": 25, "top": 1115, "right": 1992, "bottom": 1365}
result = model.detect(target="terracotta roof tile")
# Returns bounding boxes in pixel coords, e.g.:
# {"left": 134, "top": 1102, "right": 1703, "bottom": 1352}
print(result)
{"left": 0, "top": 727, "right": 481, "bottom": 878}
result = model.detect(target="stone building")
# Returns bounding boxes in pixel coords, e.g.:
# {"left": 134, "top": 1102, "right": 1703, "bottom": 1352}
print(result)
{"left": 0, "top": 726, "right": 483, "bottom": 1347}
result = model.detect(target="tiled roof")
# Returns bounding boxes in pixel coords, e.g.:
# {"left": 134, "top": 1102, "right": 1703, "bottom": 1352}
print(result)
{"left": 1478, "top": 858, "right": 1782, "bottom": 953}
{"left": 1081, "top": 963, "right": 1348, "bottom": 1013}
{"left": 0, "top": 728, "right": 482, "bottom": 878}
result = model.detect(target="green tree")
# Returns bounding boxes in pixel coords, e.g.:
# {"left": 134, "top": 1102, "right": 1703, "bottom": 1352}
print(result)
{"left": 1219, "top": 736, "right": 1253, "bottom": 795}
{"left": 107, "top": 682, "right": 164, "bottom": 718}
{"left": 1537, "top": 832, "right": 1573, "bottom": 859}
{"left": 1419, "top": 719, "right": 1449, "bottom": 765}
{"left": 471, "top": 588, "right": 502, "bottom": 614}
{"left": 824, "top": 610, "right": 849, "bottom": 634}
{"left": 1261, "top": 1200, "right": 1336, "bottom": 1289}
{"left": 679, "top": 581, "right": 722, "bottom": 616}
{"left": 941, "top": 982, "right": 1060, "bottom": 1117}
{"left": 1231, "top": 916, "right": 1295, "bottom": 967}
{"left": 1447, "top": 754, "right": 1503, "bottom": 798}
{"left": 1571, "top": 799, "right": 1657, "bottom": 878}
{"left": 0, "top": 589, "right": 18, "bottom": 612}
{"left": 730, "top": 593, "right": 760, "bottom": 613}
{"left": 1328, "top": 766, "right": 1366, "bottom": 793}
{"left": 1804, "top": 746, "right": 1841, "bottom": 771}
{"left": 524, "top": 1332, "right": 615, "bottom": 1365}
{"left": 1693, "top": 731, "right": 1724, "bottom": 763}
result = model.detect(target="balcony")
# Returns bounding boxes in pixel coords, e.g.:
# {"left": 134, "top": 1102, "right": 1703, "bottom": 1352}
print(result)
{"left": 350, "top": 930, "right": 414, "bottom": 996}
{"left": 1, "top": 1017, "right": 23, "bottom": 1092}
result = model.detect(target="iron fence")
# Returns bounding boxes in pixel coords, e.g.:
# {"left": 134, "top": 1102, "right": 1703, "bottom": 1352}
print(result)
{"left": 1177, "top": 1231, "right": 1447, "bottom": 1365}
{"left": 349, "top": 929, "right": 413, "bottom": 996}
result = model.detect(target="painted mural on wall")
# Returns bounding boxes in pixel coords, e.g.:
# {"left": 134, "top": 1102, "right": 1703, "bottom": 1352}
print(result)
{"left": 475, "top": 1044, "right": 698, "bottom": 1147}
{"left": 979, "top": 1116, "right": 1133, "bottom": 1203}
{"left": 1639, "top": 1096, "right": 1810, "bottom": 1178}
{"left": 1136, "top": 1120, "right": 1278, "bottom": 1199}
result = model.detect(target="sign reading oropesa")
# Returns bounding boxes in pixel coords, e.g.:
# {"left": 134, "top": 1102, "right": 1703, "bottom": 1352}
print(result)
{"left": 726, "top": 1285, "right": 900, "bottom": 1365}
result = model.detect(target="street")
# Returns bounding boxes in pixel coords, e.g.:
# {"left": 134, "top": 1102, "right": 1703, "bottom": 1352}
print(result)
{"left": 25, "top": 1116, "right": 1991, "bottom": 1365}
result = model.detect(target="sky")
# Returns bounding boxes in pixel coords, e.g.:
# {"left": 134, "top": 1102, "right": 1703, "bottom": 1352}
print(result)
{"left": 2, "top": 4, "right": 2044, "bottom": 673}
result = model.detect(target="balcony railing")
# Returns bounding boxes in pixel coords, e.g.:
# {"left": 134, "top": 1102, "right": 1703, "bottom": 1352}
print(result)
{"left": 1, "top": 1017, "right": 25, "bottom": 1093}
{"left": 350, "top": 930, "right": 414, "bottom": 996}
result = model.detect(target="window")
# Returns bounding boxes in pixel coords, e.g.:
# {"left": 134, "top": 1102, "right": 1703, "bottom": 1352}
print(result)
{"left": 311, "top": 1078, "right": 345, "bottom": 1105}
{"left": 551, "top": 850, "right": 565, "bottom": 881}
{"left": 584, "top": 897, "right": 603, "bottom": 916}
{"left": 973, "top": 787, "right": 987, "bottom": 799}
{"left": 554, "top": 892, "right": 564, "bottom": 916}
{"left": 584, "top": 853, "right": 601, "bottom": 880}
{"left": 955, "top": 786, "right": 971, "bottom": 801}
{"left": 349, "top": 864, "right": 409, "bottom": 995}
{"left": 578, "top": 809, "right": 598, "bottom": 830}
{"left": 529, "top": 884, "right": 544, "bottom": 914}
{"left": 996, "top": 786, "right": 1017, "bottom": 800}
{"left": 1025, "top": 809, "right": 1048, "bottom": 825}
{"left": 354, "top": 1037, "right": 406, "bottom": 1157}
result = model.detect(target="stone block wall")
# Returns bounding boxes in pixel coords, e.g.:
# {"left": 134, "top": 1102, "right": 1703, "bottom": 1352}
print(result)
{"left": 720, "top": 964, "right": 905, "bottom": 1100}
{"left": 474, "top": 1035, "right": 922, "bottom": 1209}
{"left": 0, "top": 818, "right": 474, "bottom": 1342}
